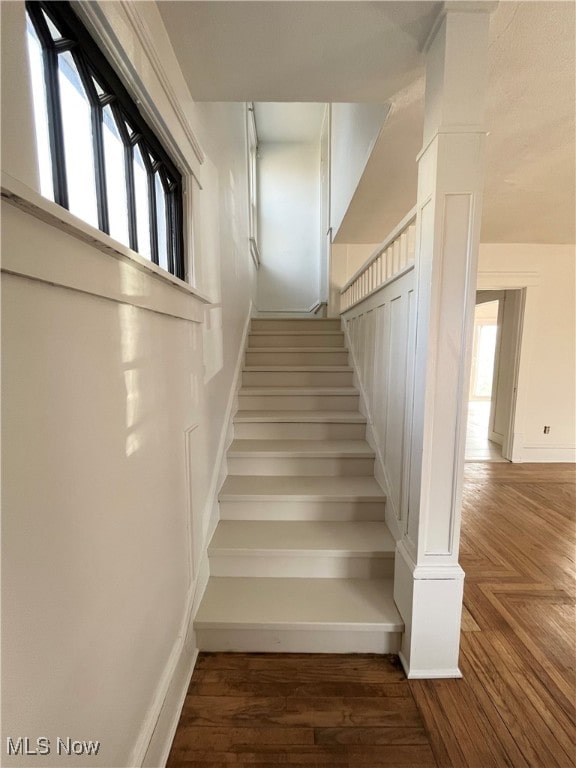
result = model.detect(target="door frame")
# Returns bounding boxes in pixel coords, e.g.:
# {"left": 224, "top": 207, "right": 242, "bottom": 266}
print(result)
{"left": 476, "top": 270, "right": 539, "bottom": 461}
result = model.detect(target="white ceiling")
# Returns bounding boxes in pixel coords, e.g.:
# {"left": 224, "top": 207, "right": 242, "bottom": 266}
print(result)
{"left": 157, "top": 1, "right": 576, "bottom": 245}
{"left": 254, "top": 103, "right": 326, "bottom": 143}
{"left": 157, "top": 1, "right": 439, "bottom": 102}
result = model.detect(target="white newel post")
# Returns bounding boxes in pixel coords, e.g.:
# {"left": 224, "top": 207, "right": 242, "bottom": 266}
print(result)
{"left": 394, "top": 3, "right": 495, "bottom": 678}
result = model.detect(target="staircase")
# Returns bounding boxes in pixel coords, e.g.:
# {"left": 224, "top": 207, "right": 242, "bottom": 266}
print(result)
{"left": 195, "top": 317, "right": 403, "bottom": 653}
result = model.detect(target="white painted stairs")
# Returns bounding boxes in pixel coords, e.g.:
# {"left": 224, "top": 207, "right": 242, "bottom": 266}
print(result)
{"left": 195, "top": 317, "right": 403, "bottom": 654}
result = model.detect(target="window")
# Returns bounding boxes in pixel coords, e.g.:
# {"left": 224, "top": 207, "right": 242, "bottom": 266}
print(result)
{"left": 25, "top": 1, "right": 185, "bottom": 279}
{"left": 246, "top": 103, "right": 260, "bottom": 266}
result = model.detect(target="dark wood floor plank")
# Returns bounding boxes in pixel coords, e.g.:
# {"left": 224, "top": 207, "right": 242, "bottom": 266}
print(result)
{"left": 315, "top": 725, "right": 430, "bottom": 745}
{"left": 170, "top": 726, "right": 314, "bottom": 751}
{"left": 408, "top": 681, "right": 463, "bottom": 768}
{"left": 187, "top": 680, "right": 411, "bottom": 698}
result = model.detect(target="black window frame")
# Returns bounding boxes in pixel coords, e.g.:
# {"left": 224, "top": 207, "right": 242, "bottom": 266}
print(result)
{"left": 25, "top": 0, "right": 185, "bottom": 280}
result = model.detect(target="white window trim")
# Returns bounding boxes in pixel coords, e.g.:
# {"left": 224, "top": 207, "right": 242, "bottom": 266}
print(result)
{"left": 2, "top": 171, "right": 210, "bottom": 321}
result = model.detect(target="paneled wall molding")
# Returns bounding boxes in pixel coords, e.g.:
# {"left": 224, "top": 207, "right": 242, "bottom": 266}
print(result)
{"left": 77, "top": 0, "right": 205, "bottom": 172}
{"left": 396, "top": 540, "right": 465, "bottom": 581}
{"left": 2, "top": 174, "right": 210, "bottom": 322}
{"left": 342, "top": 312, "right": 398, "bottom": 541}
{"left": 342, "top": 269, "right": 416, "bottom": 545}
{"left": 415, "top": 127, "right": 486, "bottom": 162}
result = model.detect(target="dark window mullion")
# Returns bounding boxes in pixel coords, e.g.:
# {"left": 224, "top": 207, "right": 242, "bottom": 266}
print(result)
{"left": 74, "top": 55, "right": 109, "bottom": 234}
{"left": 44, "top": 47, "right": 68, "bottom": 208}
{"left": 91, "top": 104, "right": 109, "bottom": 234}
{"left": 166, "top": 190, "right": 175, "bottom": 276}
{"left": 163, "top": 179, "right": 179, "bottom": 277}
{"left": 147, "top": 170, "right": 159, "bottom": 265}
{"left": 124, "top": 145, "right": 138, "bottom": 251}
{"left": 173, "top": 186, "right": 185, "bottom": 280}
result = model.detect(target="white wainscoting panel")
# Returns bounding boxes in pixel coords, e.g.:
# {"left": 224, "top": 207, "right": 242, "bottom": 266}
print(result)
{"left": 343, "top": 268, "right": 416, "bottom": 543}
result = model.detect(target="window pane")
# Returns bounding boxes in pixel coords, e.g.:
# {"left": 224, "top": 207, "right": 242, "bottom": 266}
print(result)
{"left": 102, "top": 105, "right": 129, "bottom": 246}
{"left": 155, "top": 174, "right": 168, "bottom": 271}
{"left": 26, "top": 18, "right": 54, "bottom": 201}
{"left": 58, "top": 51, "right": 98, "bottom": 227}
{"left": 92, "top": 76, "right": 105, "bottom": 99}
{"left": 41, "top": 9, "right": 64, "bottom": 42}
{"left": 133, "top": 144, "right": 151, "bottom": 259}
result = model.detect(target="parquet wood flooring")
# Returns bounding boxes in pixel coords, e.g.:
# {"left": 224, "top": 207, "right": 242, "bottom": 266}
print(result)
{"left": 167, "top": 463, "right": 576, "bottom": 768}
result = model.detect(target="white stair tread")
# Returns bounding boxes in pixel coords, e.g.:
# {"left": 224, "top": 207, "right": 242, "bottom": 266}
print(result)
{"left": 234, "top": 410, "right": 366, "bottom": 423}
{"left": 196, "top": 577, "right": 403, "bottom": 631}
{"left": 253, "top": 317, "right": 339, "bottom": 321}
{"left": 228, "top": 439, "right": 374, "bottom": 458}
{"left": 247, "top": 347, "right": 348, "bottom": 353}
{"left": 209, "top": 521, "right": 395, "bottom": 556}
{"left": 250, "top": 331, "right": 344, "bottom": 336}
{"left": 240, "top": 387, "right": 358, "bottom": 396}
{"left": 244, "top": 366, "right": 352, "bottom": 372}
{"left": 219, "top": 475, "right": 386, "bottom": 501}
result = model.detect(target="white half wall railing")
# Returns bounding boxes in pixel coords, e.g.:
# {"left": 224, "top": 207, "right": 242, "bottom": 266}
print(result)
{"left": 340, "top": 206, "right": 416, "bottom": 313}
{"left": 339, "top": 207, "right": 417, "bottom": 543}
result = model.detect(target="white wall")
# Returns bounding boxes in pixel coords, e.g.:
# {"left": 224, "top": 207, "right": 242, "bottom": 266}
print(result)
{"left": 257, "top": 141, "right": 321, "bottom": 312}
{"left": 478, "top": 244, "right": 576, "bottom": 461}
{"left": 1, "top": 2, "right": 255, "bottom": 766}
{"left": 330, "top": 103, "right": 390, "bottom": 238}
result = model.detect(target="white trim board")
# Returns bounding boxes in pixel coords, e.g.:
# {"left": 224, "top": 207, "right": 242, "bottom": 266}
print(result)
{"left": 202, "top": 303, "right": 254, "bottom": 544}
{"left": 1, "top": 174, "right": 210, "bottom": 320}
{"left": 132, "top": 580, "right": 196, "bottom": 767}
{"left": 76, "top": 1, "right": 204, "bottom": 173}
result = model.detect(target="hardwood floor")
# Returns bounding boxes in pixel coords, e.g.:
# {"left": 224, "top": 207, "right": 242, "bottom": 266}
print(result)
{"left": 167, "top": 463, "right": 576, "bottom": 767}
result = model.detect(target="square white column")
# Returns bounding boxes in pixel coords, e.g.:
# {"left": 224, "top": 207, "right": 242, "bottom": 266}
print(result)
{"left": 395, "top": 4, "right": 495, "bottom": 678}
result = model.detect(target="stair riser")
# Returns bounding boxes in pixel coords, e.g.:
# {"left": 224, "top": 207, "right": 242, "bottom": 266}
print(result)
{"left": 219, "top": 500, "right": 387, "bottom": 521}
{"left": 251, "top": 319, "right": 341, "bottom": 331}
{"left": 209, "top": 555, "right": 394, "bottom": 579}
{"left": 249, "top": 334, "right": 345, "bottom": 348}
{"left": 233, "top": 422, "right": 367, "bottom": 440}
{"left": 243, "top": 371, "right": 354, "bottom": 387}
{"left": 238, "top": 395, "right": 359, "bottom": 411}
{"left": 227, "top": 456, "right": 375, "bottom": 476}
{"left": 245, "top": 351, "right": 349, "bottom": 366}
{"left": 196, "top": 628, "right": 402, "bottom": 654}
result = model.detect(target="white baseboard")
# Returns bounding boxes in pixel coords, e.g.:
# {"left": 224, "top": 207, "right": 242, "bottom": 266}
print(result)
{"left": 142, "top": 645, "right": 198, "bottom": 768}
{"left": 133, "top": 579, "right": 197, "bottom": 767}
{"left": 519, "top": 446, "right": 576, "bottom": 462}
{"left": 398, "top": 652, "right": 462, "bottom": 679}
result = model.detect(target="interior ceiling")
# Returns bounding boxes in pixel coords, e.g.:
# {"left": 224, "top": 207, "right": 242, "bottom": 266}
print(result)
{"left": 254, "top": 103, "right": 326, "bottom": 143}
{"left": 158, "top": 1, "right": 576, "bottom": 245}
{"left": 157, "top": 1, "right": 438, "bottom": 102}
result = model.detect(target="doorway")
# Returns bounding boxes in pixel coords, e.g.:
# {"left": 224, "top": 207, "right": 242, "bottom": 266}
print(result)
{"left": 465, "top": 289, "right": 524, "bottom": 462}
